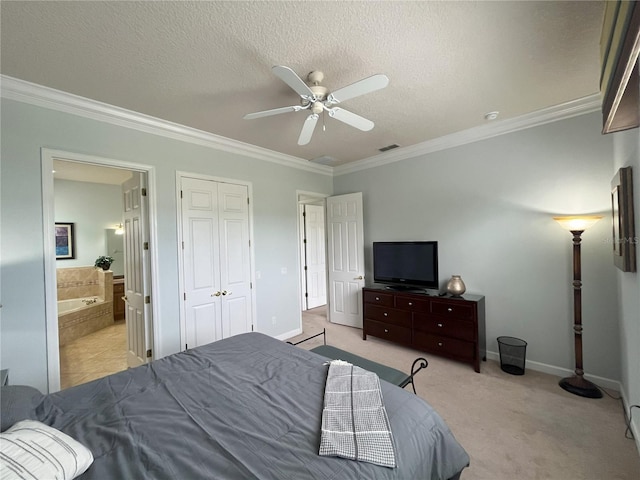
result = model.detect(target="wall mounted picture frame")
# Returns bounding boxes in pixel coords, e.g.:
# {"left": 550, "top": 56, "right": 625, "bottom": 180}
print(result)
{"left": 55, "top": 222, "right": 76, "bottom": 260}
{"left": 611, "top": 167, "right": 636, "bottom": 272}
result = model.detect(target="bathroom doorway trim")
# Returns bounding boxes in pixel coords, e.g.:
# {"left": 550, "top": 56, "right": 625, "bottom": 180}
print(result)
{"left": 41, "top": 148, "right": 160, "bottom": 393}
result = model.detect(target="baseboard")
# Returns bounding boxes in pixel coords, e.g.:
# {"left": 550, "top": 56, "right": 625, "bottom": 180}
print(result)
{"left": 485, "top": 350, "right": 622, "bottom": 392}
{"left": 620, "top": 388, "right": 640, "bottom": 457}
{"left": 273, "top": 327, "right": 302, "bottom": 342}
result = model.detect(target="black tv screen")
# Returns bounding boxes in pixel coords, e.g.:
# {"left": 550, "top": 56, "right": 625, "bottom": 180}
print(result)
{"left": 373, "top": 241, "right": 438, "bottom": 290}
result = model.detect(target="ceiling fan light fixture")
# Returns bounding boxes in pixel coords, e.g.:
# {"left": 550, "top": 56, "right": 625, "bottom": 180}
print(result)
{"left": 312, "top": 101, "right": 324, "bottom": 114}
{"left": 244, "top": 65, "right": 389, "bottom": 145}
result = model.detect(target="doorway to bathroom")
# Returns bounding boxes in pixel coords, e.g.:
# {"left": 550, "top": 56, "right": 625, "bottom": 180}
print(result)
{"left": 42, "top": 149, "right": 158, "bottom": 393}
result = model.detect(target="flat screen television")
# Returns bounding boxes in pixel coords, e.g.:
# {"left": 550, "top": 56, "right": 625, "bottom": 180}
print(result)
{"left": 373, "top": 241, "right": 438, "bottom": 291}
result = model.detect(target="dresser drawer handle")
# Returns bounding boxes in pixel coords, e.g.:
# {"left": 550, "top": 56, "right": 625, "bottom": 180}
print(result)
{"left": 438, "top": 342, "right": 443, "bottom": 347}
{"left": 437, "top": 323, "right": 443, "bottom": 328}
{"left": 384, "top": 329, "right": 389, "bottom": 333}
{"left": 375, "top": 297, "right": 380, "bottom": 301}
{"left": 383, "top": 312, "right": 388, "bottom": 316}
{"left": 447, "top": 307, "right": 453, "bottom": 312}
{"left": 408, "top": 302, "right": 413, "bottom": 306}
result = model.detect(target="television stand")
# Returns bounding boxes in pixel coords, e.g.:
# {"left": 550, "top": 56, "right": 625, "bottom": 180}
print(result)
{"left": 363, "top": 285, "right": 486, "bottom": 372}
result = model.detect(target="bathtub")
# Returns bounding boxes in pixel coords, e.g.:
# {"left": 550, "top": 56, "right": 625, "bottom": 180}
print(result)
{"left": 58, "top": 297, "right": 102, "bottom": 314}
{"left": 58, "top": 297, "right": 113, "bottom": 347}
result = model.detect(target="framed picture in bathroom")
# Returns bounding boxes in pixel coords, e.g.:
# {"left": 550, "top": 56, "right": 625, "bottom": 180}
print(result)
{"left": 55, "top": 222, "right": 76, "bottom": 260}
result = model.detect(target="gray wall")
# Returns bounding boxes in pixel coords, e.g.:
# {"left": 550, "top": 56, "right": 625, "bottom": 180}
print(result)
{"left": 334, "top": 112, "right": 621, "bottom": 382}
{"left": 2, "top": 93, "right": 635, "bottom": 403}
{"left": 612, "top": 127, "right": 640, "bottom": 446}
{"left": 0, "top": 98, "right": 332, "bottom": 392}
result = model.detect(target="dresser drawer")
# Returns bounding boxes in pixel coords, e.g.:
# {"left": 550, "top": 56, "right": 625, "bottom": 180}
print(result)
{"left": 363, "top": 290, "right": 394, "bottom": 307}
{"left": 413, "top": 331, "right": 475, "bottom": 359}
{"left": 413, "top": 314, "right": 476, "bottom": 342}
{"left": 364, "top": 304, "right": 412, "bottom": 328}
{"left": 431, "top": 300, "right": 474, "bottom": 320}
{"left": 395, "top": 295, "right": 430, "bottom": 312}
{"left": 365, "top": 320, "right": 412, "bottom": 345}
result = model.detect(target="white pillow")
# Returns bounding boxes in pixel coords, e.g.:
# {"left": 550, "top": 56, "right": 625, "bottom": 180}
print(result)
{"left": 0, "top": 420, "right": 93, "bottom": 480}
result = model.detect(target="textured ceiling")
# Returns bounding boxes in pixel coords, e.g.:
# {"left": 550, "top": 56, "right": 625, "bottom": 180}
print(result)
{"left": 1, "top": 1, "right": 604, "bottom": 165}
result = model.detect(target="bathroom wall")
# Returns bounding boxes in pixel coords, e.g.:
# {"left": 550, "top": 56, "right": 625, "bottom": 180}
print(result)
{"left": 54, "top": 178, "right": 124, "bottom": 269}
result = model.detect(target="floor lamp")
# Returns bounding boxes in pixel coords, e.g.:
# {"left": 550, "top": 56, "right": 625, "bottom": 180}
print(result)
{"left": 553, "top": 215, "right": 603, "bottom": 399}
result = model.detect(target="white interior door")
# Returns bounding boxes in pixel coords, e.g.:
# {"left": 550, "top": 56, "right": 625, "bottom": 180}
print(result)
{"left": 181, "top": 177, "right": 222, "bottom": 348}
{"left": 305, "top": 204, "right": 327, "bottom": 309}
{"left": 218, "top": 182, "right": 253, "bottom": 338}
{"left": 327, "top": 192, "right": 365, "bottom": 328}
{"left": 180, "top": 176, "right": 253, "bottom": 348}
{"left": 122, "top": 172, "right": 153, "bottom": 367}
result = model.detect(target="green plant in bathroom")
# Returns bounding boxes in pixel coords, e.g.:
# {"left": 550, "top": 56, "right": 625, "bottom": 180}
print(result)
{"left": 94, "top": 255, "right": 114, "bottom": 271}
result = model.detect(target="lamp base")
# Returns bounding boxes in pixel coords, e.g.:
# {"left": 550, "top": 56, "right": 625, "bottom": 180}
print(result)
{"left": 559, "top": 375, "right": 603, "bottom": 399}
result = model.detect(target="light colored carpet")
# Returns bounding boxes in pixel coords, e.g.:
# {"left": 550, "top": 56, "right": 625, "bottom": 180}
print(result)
{"left": 290, "top": 306, "right": 640, "bottom": 480}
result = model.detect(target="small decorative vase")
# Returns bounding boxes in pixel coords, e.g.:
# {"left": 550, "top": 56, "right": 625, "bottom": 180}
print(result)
{"left": 446, "top": 275, "right": 466, "bottom": 297}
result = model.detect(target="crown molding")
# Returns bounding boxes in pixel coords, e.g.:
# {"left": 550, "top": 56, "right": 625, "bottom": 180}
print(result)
{"left": 2, "top": 75, "right": 602, "bottom": 178}
{"left": 0, "top": 75, "right": 332, "bottom": 176}
{"left": 334, "top": 94, "right": 603, "bottom": 176}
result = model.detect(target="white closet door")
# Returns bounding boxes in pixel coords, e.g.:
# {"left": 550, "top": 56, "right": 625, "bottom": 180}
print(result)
{"left": 181, "top": 177, "right": 222, "bottom": 348}
{"left": 327, "top": 192, "right": 365, "bottom": 328}
{"left": 180, "top": 176, "right": 253, "bottom": 348}
{"left": 217, "top": 182, "right": 252, "bottom": 338}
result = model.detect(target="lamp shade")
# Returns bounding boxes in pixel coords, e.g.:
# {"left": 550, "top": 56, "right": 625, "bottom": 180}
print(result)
{"left": 553, "top": 215, "right": 602, "bottom": 232}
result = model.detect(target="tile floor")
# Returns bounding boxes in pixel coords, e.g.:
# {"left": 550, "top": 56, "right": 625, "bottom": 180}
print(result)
{"left": 59, "top": 320, "right": 128, "bottom": 390}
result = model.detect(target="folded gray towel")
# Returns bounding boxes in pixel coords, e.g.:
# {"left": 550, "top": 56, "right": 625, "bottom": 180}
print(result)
{"left": 319, "top": 360, "right": 396, "bottom": 468}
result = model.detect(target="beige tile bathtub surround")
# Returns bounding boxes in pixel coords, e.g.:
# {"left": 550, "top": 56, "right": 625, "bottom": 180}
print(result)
{"left": 57, "top": 267, "right": 114, "bottom": 346}
{"left": 56, "top": 266, "right": 112, "bottom": 301}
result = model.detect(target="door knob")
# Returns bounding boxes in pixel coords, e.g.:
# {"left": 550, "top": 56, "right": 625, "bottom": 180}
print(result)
{"left": 354, "top": 275, "right": 363, "bottom": 280}
{"left": 212, "top": 291, "right": 221, "bottom": 297}
{"left": 222, "top": 290, "right": 232, "bottom": 296}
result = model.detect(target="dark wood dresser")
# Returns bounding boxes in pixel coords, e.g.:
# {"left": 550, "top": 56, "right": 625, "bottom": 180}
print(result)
{"left": 363, "top": 285, "right": 486, "bottom": 372}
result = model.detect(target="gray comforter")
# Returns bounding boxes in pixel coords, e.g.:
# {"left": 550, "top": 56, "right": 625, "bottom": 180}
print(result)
{"left": 37, "top": 332, "right": 469, "bottom": 479}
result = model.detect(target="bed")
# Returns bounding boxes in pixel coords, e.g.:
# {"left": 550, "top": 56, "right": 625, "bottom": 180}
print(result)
{"left": 3, "top": 332, "right": 469, "bottom": 479}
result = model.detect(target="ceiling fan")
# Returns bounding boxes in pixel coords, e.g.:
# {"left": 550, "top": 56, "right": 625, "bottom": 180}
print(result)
{"left": 244, "top": 65, "right": 389, "bottom": 145}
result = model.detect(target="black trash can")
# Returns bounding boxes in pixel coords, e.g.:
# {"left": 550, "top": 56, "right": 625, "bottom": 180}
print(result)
{"left": 497, "top": 336, "right": 527, "bottom": 375}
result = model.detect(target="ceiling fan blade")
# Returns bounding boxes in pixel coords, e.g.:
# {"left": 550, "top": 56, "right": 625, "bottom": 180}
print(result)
{"left": 329, "top": 74, "right": 389, "bottom": 103}
{"left": 329, "top": 108, "right": 374, "bottom": 131}
{"left": 272, "top": 65, "right": 315, "bottom": 98}
{"left": 298, "top": 114, "right": 319, "bottom": 145}
{"left": 244, "top": 105, "right": 304, "bottom": 120}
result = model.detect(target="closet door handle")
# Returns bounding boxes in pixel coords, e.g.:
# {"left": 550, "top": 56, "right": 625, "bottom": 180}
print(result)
{"left": 222, "top": 290, "right": 232, "bottom": 296}
{"left": 212, "top": 291, "right": 221, "bottom": 297}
